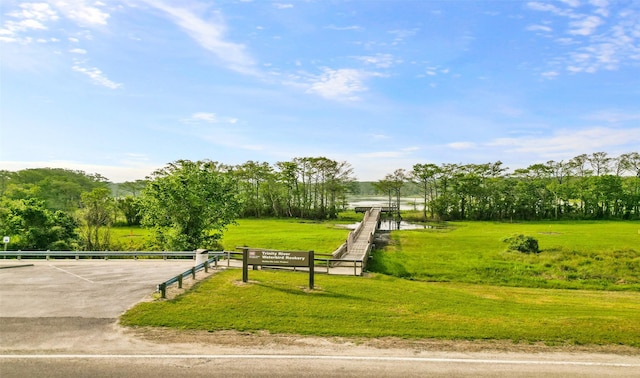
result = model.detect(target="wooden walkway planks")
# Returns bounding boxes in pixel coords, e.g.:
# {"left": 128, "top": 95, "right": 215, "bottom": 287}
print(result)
{"left": 340, "top": 207, "right": 381, "bottom": 262}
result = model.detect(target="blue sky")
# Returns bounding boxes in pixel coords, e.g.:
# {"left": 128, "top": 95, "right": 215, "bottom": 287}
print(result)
{"left": 1, "top": 0, "right": 639, "bottom": 182}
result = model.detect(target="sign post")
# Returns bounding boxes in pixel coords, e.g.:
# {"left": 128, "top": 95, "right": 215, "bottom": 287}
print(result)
{"left": 242, "top": 248, "right": 315, "bottom": 290}
{"left": 3, "top": 236, "right": 9, "bottom": 252}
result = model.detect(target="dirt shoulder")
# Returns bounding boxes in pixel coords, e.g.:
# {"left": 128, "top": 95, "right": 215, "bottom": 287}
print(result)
{"left": 125, "top": 325, "right": 640, "bottom": 357}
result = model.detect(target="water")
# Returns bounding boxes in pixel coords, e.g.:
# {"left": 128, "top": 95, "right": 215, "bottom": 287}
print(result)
{"left": 348, "top": 196, "right": 422, "bottom": 211}
{"left": 339, "top": 220, "right": 432, "bottom": 231}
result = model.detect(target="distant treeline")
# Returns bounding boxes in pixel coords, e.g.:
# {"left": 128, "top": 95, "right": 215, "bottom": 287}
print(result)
{"left": 373, "top": 152, "right": 640, "bottom": 221}
{"left": 1, "top": 151, "right": 639, "bottom": 250}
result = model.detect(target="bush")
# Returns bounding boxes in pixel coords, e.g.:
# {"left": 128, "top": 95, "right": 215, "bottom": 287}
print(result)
{"left": 503, "top": 234, "right": 540, "bottom": 254}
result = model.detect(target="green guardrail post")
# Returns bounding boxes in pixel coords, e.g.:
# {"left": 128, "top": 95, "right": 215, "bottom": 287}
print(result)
{"left": 178, "top": 275, "right": 183, "bottom": 289}
{"left": 191, "top": 267, "right": 196, "bottom": 279}
{"left": 204, "top": 261, "right": 209, "bottom": 273}
{"left": 159, "top": 283, "right": 167, "bottom": 299}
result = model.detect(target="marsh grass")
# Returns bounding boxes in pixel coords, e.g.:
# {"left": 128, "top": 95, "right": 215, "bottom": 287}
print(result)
{"left": 121, "top": 269, "right": 640, "bottom": 347}
{"left": 369, "top": 221, "right": 640, "bottom": 291}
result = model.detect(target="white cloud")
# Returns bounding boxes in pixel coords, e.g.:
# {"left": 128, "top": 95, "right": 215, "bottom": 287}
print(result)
{"left": 357, "top": 151, "right": 406, "bottom": 159}
{"left": 142, "top": 1, "right": 256, "bottom": 75}
{"left": 560, "top": 0, "right": 581, "bottom": 7}
{"left": 7, "top": 3, "right": 59, "bottom": 22}
{"left": 182, "top": 112, "right": 239, "bottom": 124}
{"left": 72, "top": 61, "right": 122, "bottom": 89}
{"left": 528, "top": 2, "right": 640, "bottom": 75}
{"left": 586, "top": 111, "right": 640, "bottom": 123}
{"left": 448, "top": 142, "right": 476, "bottom": 150}
{"left": 527, "top": 2, "right": 564, "bottom": 15}
{"left": 527, "top": 24, "right": 552, "bottom": 33}
{"left": 51, "top": 1, "right": 110, "bottom": 26}
{"left": 306, "top": 68, "right": 382, "bottom": 101}
{"left": 388, "top": 28, "right": 419, "bottom": 45}
{"left": 355, "top": 53, "right": 396, "bottom": 68}
{"left": 569, "top": 15, "right": 602, "bottom": 36}
{"left": 69, "top": 48, "right": 87, "bottom": 54}
{"left": 0, "top": 159, "right": 159, "bottom": 183}
{"left": 488, "top": 127, "right": 640, "bottom": 155}
{"left": 0, "top": 3, "right": 58, "bottom": 41}
{"left": 273, "top": 3, "right": 294, "bottom": 9}
{"left": 326, "top": 25, "right": 362, "bottom": 31}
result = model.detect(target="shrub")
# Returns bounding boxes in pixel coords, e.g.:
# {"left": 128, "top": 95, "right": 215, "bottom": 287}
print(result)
{"left": 503, "top": 234, "right": 540, "bottom": 254}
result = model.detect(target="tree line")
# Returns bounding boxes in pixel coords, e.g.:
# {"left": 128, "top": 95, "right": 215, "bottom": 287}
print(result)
{"left": 0, "top": 151, "right": 638, "bottom": 251}
{"left": 378, "top": 152, "right": 640, "bottom": 221}
{"left": 0, "top": 156, "right": 356, "bottom": 251}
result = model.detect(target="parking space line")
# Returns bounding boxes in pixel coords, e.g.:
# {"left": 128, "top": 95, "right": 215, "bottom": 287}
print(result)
{"left": 49, "top": 265, "right": 95, "bottom": 283}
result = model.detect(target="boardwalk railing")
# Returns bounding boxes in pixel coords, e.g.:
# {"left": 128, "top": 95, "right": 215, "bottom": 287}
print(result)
{"left": 0, "top": 251, "right": 197, "bottom": 260}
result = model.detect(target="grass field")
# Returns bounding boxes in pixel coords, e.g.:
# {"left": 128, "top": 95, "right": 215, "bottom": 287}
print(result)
{"left": 121, "top": 269, "right": 640, "bottom": 347}
{"left": 369, "top": 221, "right": 640, "bottom": 291}
{"left": 219, "top": 218, "right": 353, "bottom": 254}
{"left": 109, "top": 215, "right": 357, "bottom": 253}
{"left": 120, "top": 217, "right": 640, "bottom": 347}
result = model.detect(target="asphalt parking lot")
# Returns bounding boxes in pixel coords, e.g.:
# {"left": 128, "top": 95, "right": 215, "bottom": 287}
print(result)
{"left": 0, "top": 259, "right": 198, "bottom": 318}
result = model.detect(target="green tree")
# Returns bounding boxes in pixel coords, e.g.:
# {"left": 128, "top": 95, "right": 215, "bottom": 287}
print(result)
{"left": 80, "top": 187, "right": 115, "bottom": 251}
{"left": 411, "top": 163, "right": 440, "bottom": 220}
{"left": 117, "top": 196, "right": 142, "bottom": 226}
{"left": 0, "top": 198, "right": 78, "bottom": 250}
{"left": 139, "top": 160, "right": 242, "bottom": 251}
{"left": 2, "top": 168, "right": 109, "bottom": 212}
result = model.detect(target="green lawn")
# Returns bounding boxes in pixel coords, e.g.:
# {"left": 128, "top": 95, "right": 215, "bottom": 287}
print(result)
{"left": 110, "top": 216, "right": 357, "bottom": 253}
{"left": 120, "top": 218, "right": 640, "bottom": 347}
{"left": 121, "top": 269, "right": 640, "bottom": 347}
{"left": 369, "top": 221, "right": 640, "bottom": 291}
{"left": 220, "top": 218, "right": 353, "bottom": 255}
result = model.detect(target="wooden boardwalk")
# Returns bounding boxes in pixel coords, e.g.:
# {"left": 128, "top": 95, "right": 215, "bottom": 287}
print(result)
{"left": 338, "top": 207, "right": 381, "bottom": 266}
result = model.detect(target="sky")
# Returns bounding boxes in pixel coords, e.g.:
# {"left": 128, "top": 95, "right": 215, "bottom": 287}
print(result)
{"left": 1, "top": 0, "right": 639, "bottom": 182}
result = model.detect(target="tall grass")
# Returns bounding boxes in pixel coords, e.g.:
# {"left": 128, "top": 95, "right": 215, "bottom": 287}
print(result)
{"left": 369, "top": 221, "right": 640, "bottom": 291}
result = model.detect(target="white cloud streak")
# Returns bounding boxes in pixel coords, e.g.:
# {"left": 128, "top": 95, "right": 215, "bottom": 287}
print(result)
{"left": 72, "top": 61, "right": 122, "bottom": 89}
{"left": 182, "top": 112, "right": 239, "bottom": 124}
{"left": 488, "top": 127, "right": 640, "bottom": 155}
{"left": 142, "top": 1, "right": 256, "bottom": 75}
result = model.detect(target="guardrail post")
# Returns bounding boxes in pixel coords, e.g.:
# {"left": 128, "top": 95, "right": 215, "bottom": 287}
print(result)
{"left": 204, "top": 261, "right": 209, "bottom": 273}
{"left": 159, "top": 283, "right": 167, "bottom": 299}
{"left": 191, "top": 267, "right": 196, "bottom": 279}
{"left": 178, "top": 275, "right": 183, "bottom": 289}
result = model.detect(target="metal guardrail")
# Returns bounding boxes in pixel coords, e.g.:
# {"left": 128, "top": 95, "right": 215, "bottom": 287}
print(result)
{"left": 157, "top": 253, "right": 226, "bottom": 298}
{"left": 0, "top": 251, "right": 197, "bottom": 260}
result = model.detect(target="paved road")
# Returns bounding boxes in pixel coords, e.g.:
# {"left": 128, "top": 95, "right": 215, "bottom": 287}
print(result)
{"left": 1, "top": 259, "right": 638, "bottom": 377}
